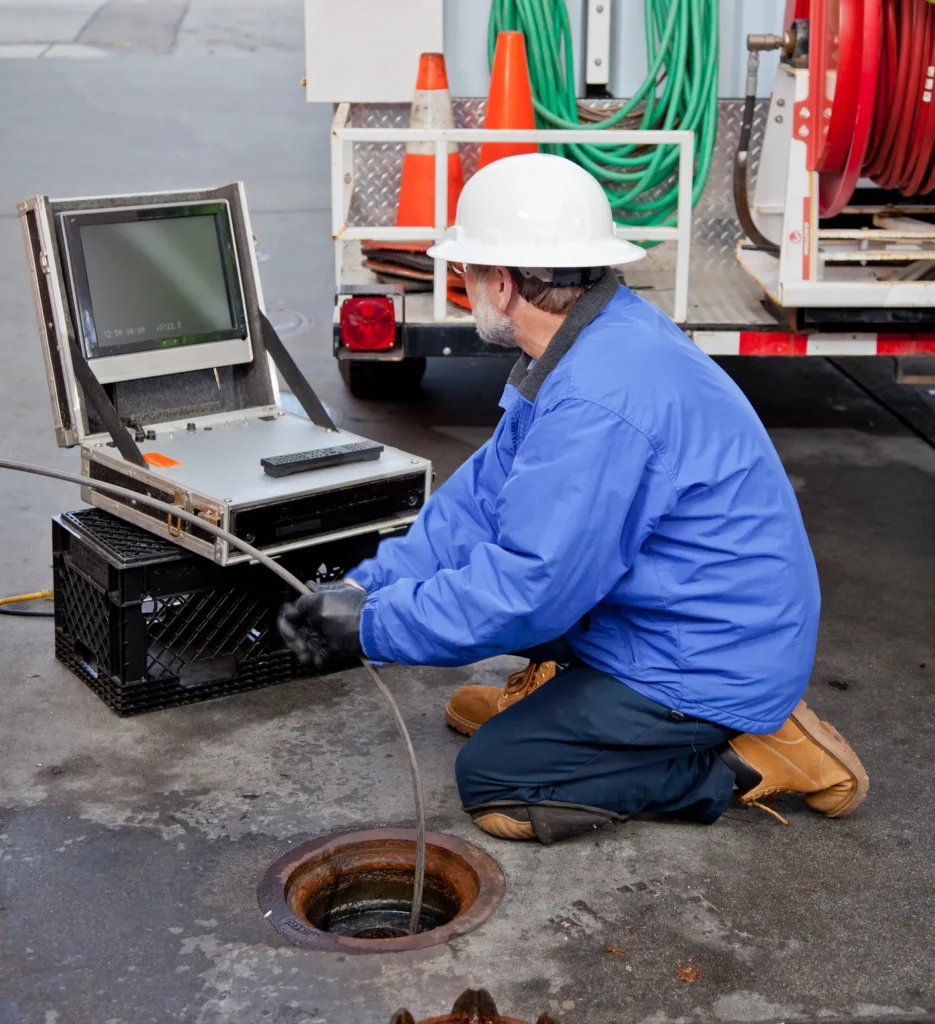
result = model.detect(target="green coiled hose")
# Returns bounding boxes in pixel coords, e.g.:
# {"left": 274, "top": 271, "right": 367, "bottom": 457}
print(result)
{"left": 487, "top": 0, "right": 719, "bottom": 233}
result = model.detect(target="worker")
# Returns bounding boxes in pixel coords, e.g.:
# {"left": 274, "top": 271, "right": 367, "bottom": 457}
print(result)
{"left": 279, "top": 153, "right": 868, "bottom": 844}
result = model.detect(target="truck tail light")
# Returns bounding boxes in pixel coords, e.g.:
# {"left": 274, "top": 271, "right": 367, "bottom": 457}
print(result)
{"left": 340, "top": 296, "right": 396, "bottom": 351}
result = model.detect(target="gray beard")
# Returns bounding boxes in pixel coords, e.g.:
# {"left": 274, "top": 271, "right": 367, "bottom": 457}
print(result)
{"left": 472, "top": 285, "right": 516, "bottom": 348}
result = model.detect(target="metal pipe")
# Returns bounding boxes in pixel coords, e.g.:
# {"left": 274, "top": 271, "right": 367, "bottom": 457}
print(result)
{"left": 433, "top": 137, "right": 448, "bottom": 324}
{"left": 335, "top": 126, "right": 694, "bottom": 144}
{"left": 746, "top": 32, "right": 791, "bottom": 53}
{"left": 330, "top": 117, "right": 696, "bottom": 327}
{"left": 675, "top": 132, "right": 694, "bottom": 323}
{"left": 0, "top": 457, "right": 427, "bottom": 935}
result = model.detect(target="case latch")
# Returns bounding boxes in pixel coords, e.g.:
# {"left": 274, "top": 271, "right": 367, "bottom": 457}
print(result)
{"left": 167, "top": 489, "right": 185, "bottom": 538}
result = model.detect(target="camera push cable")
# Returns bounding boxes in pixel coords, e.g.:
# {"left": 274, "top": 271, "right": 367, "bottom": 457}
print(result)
{"left": 0, "top": 457, "right": 426, "bottom": 937}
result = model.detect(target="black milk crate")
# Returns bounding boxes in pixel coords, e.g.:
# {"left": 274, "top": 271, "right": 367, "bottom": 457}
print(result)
{"left": 52, "top": 508, "right": 395, "bottom": 716}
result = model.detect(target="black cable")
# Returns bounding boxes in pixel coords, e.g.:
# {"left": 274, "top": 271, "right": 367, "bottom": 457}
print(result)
{"left": 827, "top": 358, "right": 935, "bottom": 451}
{"left": 733, "top": 49, "right": 780, "bottom": 253}
{"left": 0, "top": 605, "right": 53, "bottom": 617}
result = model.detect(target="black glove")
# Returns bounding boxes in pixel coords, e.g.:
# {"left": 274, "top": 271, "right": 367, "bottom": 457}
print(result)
{"left": 278, "top": 581, "right": 367, "bottom": 668}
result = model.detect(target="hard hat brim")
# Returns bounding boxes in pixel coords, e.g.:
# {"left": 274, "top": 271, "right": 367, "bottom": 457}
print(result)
{"left": 426, "top": 235, "right": 647, "bottom": 268}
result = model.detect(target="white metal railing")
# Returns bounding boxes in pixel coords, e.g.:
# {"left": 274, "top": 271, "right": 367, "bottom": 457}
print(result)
{"left": 331, "top": 102, "right": 695, "bottom": 322}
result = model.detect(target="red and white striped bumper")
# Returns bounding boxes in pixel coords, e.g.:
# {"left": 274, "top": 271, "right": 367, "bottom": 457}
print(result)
{"left": 690, "top": 331, "right": 935, "bottom": 356}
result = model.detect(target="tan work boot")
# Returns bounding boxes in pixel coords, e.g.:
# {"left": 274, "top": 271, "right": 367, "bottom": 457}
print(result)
{"left": 468, "top": 801, "right": 625, "bottom": 844}
{"left": 471, "top": 805, "right": 536, "bottom": 841}
{"left": 725, "top": 700, "right": 869, "bottom": 820}
{"left": 444, "top": 661, "right": 557, "bottom": 737}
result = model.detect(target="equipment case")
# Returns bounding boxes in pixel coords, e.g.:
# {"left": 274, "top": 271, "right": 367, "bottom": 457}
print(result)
{"left": 19, "top": 182, "right": 432, "bottom": 565}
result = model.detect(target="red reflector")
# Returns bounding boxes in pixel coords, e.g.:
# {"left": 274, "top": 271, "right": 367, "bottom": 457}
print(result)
{"left": 340, "top": 296, "right": 396, "bottom": 351}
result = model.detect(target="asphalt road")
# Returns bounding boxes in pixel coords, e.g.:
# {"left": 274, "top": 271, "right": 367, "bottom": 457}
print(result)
{"left": 1, "top": 20, "right": 935, "bottom": 1024}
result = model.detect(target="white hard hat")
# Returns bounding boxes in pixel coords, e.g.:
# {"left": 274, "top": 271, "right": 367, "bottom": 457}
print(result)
{"left": 427, "top": 153, "right": 645, "bottom": 269}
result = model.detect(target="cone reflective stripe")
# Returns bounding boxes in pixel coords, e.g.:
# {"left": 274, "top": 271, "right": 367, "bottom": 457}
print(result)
{"left": 477, "top": 31, "right": 538, "bottom": 170}
{"left": 396, "top": 53, "right": 464, "bottom": 228}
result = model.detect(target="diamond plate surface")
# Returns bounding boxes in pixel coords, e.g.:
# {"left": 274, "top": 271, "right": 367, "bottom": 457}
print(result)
{"left": 639, "top": 98, "right": 768, "bottom": 276}
{"left": 347, "top": 100, "right": 487, "bottom": 228}
{"left": 345, "top": 99, "right": 765, "bottom": 245}
{"left": 343, "top": 99, "right": 771, "bottom": 325}
{"left": 624, "top": 268, "right": 776, "bottom": 326}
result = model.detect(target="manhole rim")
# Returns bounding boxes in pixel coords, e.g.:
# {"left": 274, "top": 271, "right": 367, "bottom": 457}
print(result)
{"left": 258, "top": 827, "right": 505, "bottom": 954}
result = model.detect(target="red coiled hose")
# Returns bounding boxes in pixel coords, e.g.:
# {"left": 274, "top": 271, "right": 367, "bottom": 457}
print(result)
{"left": 865, "top": 0, "right": 935, "bottom": 194}
{"left": 814, "top": 0, "right": 935, "bottom": 215}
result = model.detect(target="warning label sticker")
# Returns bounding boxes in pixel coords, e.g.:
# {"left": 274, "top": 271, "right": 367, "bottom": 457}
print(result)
{"left": 143, "top": 452, "right": 182, "bottom": 469}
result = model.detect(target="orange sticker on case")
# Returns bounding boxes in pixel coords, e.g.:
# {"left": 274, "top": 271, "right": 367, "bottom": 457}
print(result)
{"left": 143, "top": 452, "right": 182, "bottom": 469}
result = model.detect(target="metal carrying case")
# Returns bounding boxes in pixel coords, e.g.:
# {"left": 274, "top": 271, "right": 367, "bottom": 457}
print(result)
{"left": 19, "top": 182, "right": 432, "bottom": 564}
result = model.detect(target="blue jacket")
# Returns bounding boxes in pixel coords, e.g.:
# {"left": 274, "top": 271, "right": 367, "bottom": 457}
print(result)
{"left": 348, "top": 274, "right": 820, "bottom": 734}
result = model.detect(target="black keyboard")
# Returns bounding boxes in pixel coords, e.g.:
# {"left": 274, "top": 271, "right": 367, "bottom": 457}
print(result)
{"left": 261, "top": 440, "right": 384, "bottom": 478}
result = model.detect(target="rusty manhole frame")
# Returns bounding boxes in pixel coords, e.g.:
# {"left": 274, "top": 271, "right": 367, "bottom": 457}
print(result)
{"left": 392, "top": 987, "right": 555, "bottom": 1024}
{"left": 258, "top": 828, "right": 505, "bottom": 953}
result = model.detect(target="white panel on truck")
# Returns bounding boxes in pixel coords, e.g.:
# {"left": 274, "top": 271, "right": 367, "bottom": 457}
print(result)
{"left": 305, "top": 0, "right": 444, "bottom": 103}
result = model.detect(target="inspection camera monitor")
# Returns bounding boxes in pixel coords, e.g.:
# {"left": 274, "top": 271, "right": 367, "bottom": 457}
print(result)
{"left": 59, "top": 201, "right": 251, "bottom": 384}
{"left": 19, "top": 183, "right": 432, "bottom": 565}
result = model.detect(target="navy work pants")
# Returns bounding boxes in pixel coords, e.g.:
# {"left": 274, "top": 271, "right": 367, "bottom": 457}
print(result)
{"left": 455, "top": 662, "right": 739, "bottom": 824}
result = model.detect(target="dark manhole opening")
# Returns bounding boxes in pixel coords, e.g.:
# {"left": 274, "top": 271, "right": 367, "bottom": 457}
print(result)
{"left": 304, "top": 867, "right": 460, "bottom": 938}
{"left": 258, "top": 828, "right": 505, "bottom": 953}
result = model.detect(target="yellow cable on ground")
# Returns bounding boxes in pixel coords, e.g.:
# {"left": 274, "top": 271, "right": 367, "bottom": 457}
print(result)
{"left": 0, "top": 589, "right": 52, "bottom": 605}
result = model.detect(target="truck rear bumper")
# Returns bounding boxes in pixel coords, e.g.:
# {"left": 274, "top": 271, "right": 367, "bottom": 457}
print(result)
{"left": 333, "top": 322, "right": 513, "bottom": 360}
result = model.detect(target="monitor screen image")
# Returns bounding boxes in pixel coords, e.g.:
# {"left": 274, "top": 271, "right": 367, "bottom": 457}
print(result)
{"left": 60, "top": 201, "right": 248, "bottom": 364}
{"left": 81, "top": 215, "right": 234, "bottom": 348}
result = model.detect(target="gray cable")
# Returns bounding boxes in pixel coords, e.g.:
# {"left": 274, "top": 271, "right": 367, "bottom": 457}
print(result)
{"left": 0, "top": 457, "right": 427, "bottom": 936}
{"left": 360, "top": 658, "right": 426, "bottom": 934}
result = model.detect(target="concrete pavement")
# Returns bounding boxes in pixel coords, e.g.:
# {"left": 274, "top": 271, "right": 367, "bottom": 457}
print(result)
{"left": 0, "top": 0, "right": 303, "bottom": 57}
{"left": 1, "top": 30, "right": 934, "bottom": 1024}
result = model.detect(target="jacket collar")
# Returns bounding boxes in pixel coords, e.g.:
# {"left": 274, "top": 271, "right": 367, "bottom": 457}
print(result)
{"left": 506, "top": 267, "right": 619, "bottom": 403}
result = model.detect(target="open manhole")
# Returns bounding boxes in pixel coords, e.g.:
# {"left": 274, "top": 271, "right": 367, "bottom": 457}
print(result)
{"left": 258, "top": 828, "right": 505, "bottom": 953}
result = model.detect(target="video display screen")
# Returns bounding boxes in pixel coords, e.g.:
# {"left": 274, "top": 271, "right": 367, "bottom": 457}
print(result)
{"left": 80, "top": 215, "right": 235, "bottom": 348}
{"left": 61, "top": 202, "right": 247, "bottom": 362}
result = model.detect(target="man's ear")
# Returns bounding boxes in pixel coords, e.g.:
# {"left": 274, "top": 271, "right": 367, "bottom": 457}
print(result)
{"left": 492, "top": 266, "right": 514, "bottom": 312}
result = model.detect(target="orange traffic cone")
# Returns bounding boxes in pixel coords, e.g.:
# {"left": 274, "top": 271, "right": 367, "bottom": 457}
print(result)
{"left": 396, "top": 53, "right": 464, "bottom": 228}
{"left": 477, "top": 31, "right": 538, "bottom": 170}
